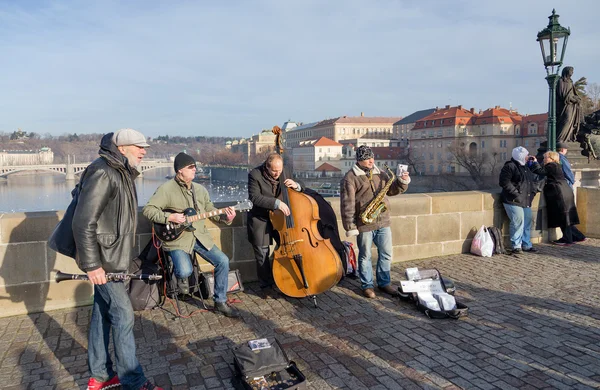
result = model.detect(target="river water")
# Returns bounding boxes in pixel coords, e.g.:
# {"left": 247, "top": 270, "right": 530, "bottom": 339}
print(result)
{"left": 0, "top": 168, "right": 248, "bottom": 213}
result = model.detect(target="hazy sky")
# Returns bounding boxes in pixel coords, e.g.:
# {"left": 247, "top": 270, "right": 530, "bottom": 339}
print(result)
{"left": 1, "top": 0, "right": 598, "bottom": 138}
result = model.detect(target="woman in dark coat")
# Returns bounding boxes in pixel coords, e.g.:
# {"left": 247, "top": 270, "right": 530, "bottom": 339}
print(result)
{"left": 541, "top": 151, "right": 580, "bottom": 245}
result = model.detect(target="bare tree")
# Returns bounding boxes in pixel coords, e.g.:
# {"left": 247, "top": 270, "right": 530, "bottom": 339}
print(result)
{"left": 399, "top": 145, "right": 424, "bottom": 175}
{"left": 586, "top": 82, "right": 600, "bottom": 111}
{"left": 446, "top": 142, "right": 501, "bottom": 188}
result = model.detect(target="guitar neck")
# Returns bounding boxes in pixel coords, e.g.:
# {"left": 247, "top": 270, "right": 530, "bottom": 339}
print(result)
{"left": 187, "top": 207, "right": 230, "bottom": 223}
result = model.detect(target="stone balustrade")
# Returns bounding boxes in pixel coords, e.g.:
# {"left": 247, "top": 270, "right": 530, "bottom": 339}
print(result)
{"left": 1, "top": 188, "right": 598, "bottom": 318}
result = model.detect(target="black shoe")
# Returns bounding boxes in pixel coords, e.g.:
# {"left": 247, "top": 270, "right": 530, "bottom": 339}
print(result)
{"left": 178, "top": 278, "right": 189, "bottom": 295}
{"left": 214, "top": 302, "right": 239, "bottom": 318}
{"left": 523, "top": 247, "right": 538, "bottom": 253}
{"left": 510, "top": 248, "right": 522, "bottom": 254}
{"left": 552, "top": 240, "right": 572, "bottom": 246}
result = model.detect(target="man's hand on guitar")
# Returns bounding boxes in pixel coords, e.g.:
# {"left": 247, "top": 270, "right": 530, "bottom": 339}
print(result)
{"left": 167, "top": 213, "right": 186, "bottom": 224}
{"left": 224, "top": 206, "right": 237, "bottom": 222}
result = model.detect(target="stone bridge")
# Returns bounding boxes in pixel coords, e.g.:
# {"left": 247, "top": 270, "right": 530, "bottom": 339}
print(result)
{"left": 0, "top": 160, "right": 172, "bottom": 180}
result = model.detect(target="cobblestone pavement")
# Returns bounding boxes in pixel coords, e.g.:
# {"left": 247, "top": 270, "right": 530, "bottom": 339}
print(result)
{"left": 1, "top": 240, "right": 600, "bottom": 390}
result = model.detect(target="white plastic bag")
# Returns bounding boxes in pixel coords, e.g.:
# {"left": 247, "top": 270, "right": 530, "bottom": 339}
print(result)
{"left": 470, "top": 225, "right": 494, "bottom": 257}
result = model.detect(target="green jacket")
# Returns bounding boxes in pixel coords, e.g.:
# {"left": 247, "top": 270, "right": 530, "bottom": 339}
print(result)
{"left": 142, "top": 178, "right": 230, "bottom": 253}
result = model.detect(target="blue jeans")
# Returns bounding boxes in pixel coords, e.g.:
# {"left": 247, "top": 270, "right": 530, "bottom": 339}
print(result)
{"left": 503, "top": 203, "right": 533, "bottom": 250}
{"left": 356, "top": 227, "right": 392, "bottom": 290}
{"left": 168, "top": 240, "right": 230, "bottom": 303}
{"left": 89, "top": 282, "right": 146, "bottom": 390}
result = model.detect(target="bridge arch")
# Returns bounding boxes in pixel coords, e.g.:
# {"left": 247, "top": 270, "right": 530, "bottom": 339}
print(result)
{"left": 0, "top": 160, "right": 172, "bottom": 179}
{"left": 0, "top": 166, "right": 68, "bottom": 178}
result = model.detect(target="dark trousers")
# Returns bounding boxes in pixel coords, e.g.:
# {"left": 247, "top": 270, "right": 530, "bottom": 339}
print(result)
{"left": 252, "top": 244, "right": 274, "bottom": 288}
{"left": 571, "top": 225, "right": 586, "bottom": 241}
{"left": 560, "top": 225, "right": 574, "bottom": 243}
{"left": 560, "top": 225, "right": 586, "bottom": 244}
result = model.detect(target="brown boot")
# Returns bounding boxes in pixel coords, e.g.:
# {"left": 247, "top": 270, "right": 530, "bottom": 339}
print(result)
{"left": 378, "top": 284, "right": 399, "bottom": 297}
{"left": 362, "top": 288, "right": 376, "bottom": 298}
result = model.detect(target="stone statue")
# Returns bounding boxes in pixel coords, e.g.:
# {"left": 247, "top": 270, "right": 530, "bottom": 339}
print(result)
{"left": 556, "top": 66, "right": 586, "bottom": 143}
{"left": 578, "top": 109, "right": 600, "bottom": 159}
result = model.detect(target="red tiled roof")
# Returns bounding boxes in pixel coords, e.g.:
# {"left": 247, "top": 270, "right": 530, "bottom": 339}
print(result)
{"left": 312, "top": 116, "right": 403, "bottom": 128}
{"left": 473, "top": 107, "right": 522, "bottom": 125}
{"left": 313, "top": 137, "right": 343, "bottom": 147}
{"left": 315, "top": 162, "right": 341, "bottom": 172}
{"left": 522, "top": 113, "right": 548, "bottom": 123}
{"left": 413, "top": 105, "right": 476, "bottom": 129}
{"left": 335, "top": 116, "right": 402, "bottom": 124}
{"left": 297, "top": 137, "right": 343, "bottom": 148}
{"left": 313, "top": 117, "right": 341, "bottom": 127}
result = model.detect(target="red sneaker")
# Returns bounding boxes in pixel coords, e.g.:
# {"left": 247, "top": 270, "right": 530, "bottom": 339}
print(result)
{"left": 139, "top": 381, "right": 163, "bottom": 390}
{"left": 87, "top": 376, "right": 121, "bottom": 390}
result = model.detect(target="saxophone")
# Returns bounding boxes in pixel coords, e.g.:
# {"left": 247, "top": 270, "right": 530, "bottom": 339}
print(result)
{"left": 360, "top": 164, "right": 396, "bottom": 225}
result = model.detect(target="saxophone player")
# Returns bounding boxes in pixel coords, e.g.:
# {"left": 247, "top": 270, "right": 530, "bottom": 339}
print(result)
{"left": 340, "top": 145, "right": 410, "bottom": 299}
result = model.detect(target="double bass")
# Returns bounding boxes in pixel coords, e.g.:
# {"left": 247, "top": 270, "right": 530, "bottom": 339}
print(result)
{"left": 269, "top": 126, "right": 343, "bottom": 307}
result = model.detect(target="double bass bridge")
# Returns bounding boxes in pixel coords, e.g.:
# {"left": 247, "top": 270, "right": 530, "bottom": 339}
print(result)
{"left": 279, "top": 238, "right": 304, "bottom": 255}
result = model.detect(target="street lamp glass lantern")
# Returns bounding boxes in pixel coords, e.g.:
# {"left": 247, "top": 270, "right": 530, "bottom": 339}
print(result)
{"left": 536, "top": 9, "right": 570, "bottom": 72}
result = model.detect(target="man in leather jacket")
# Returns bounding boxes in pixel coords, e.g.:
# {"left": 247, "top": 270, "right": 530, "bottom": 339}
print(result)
{"left": 72, "top": 129, "right": 162, "bottom": 390}
{"left": 499, "top": 146, "right": 540, "bottom": 255}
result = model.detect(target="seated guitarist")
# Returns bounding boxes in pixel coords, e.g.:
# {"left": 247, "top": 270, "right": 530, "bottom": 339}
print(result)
{"left": 143, "top": 152, "right": 239, "bottom": 318}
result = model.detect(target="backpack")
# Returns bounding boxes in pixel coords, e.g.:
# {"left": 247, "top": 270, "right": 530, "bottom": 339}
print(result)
{"left": 47, "top": 168, "right": 89, "bottom": 259}
{"left": 127, "top": 239, "right": 161, "bottom": 311}
{"left": 487, "top": 226, "right": 506, "bottom": 255}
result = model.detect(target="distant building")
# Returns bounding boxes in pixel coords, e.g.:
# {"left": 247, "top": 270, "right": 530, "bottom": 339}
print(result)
{"left": 292, "top": 137, "right": 343, "bottom": 178}
{"left": 519, "top": 113, "right": 547, "bottom": 150}
{"left": 229, "top": 130, "right": 277, "bottom": 165}
{"left": 340, "top": 145, "right": 405, "bottom": 175}
{"left": 393, "top": 108, "right": 437, "bottom": 146}
{"left": 409, "top": 105, "right": 546, "bottom": 175}
{"left": 0, "top": 147, "right": 54, "bottom": 166}
{"left": 285, "top": 114, "right": 402, "bottom": 148}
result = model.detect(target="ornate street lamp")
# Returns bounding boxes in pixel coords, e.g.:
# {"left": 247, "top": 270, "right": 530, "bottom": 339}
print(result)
{"left": 537, "top": 9, "right": 570, "bottom": 151}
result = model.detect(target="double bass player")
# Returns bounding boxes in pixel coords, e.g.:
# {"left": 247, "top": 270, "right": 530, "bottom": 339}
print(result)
{"left": 247, "top": 153, "right": 302, "bottom": 297}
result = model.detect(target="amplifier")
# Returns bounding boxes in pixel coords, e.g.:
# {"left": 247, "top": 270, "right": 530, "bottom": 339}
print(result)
{"left": 199, "top": 269, "right": 244, "bottom": 299}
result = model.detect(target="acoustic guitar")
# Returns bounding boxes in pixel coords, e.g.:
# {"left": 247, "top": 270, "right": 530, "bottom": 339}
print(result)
{"left": 153, "top": 199, "right": 253, "bottom": 242}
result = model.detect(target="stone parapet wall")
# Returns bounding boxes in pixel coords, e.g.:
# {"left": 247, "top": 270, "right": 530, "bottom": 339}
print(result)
{"left": 1, "top": 188, "right": 597, "bottom": 317}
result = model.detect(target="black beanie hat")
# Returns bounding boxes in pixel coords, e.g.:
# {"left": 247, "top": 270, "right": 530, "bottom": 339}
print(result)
{"left": 356, "top": 145, "right": 375, "bottom": 161}
{"left": 174, "top": 152, "right": 196, "bottom": 172}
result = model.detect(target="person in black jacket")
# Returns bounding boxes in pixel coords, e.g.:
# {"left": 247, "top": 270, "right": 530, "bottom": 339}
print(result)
{"left": 536, "top": 151, "right": 581, "bottom": 246}
{"left": 499, "top": 146, "right": 541, "bottom": 254}
{"left": 72, "top": 129, "right": 162, "bottom": 390}
{"left": 247, "top": 153, "right": 301, "bottom": 293}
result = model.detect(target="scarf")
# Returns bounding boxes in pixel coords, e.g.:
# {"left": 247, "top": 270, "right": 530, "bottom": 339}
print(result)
{"left": 261, "top": 163, "right": 280, "bottom": 196}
